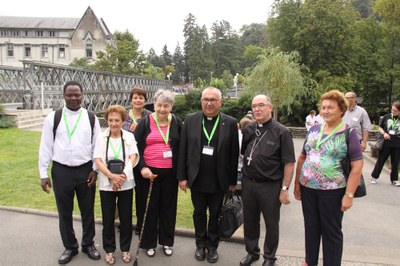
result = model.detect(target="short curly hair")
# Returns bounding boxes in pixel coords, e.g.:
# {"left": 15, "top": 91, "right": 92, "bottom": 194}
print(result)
{"left": 129, "top": 87, "right": 147, "bottom": 101}
{"left": 105, "top": 105, "right": 127, "bottom": 121}
{"left": 319, "top": 90, "right": 348, "bottom": 117}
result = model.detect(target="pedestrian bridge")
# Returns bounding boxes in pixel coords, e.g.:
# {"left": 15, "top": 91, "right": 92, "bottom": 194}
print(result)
{"left": 0, "top": 60, "right": 171, "bottom": 113}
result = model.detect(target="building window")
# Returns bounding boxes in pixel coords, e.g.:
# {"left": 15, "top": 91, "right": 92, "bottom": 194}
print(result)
{"left": 0, "top": 30, "right": 7, "bottom": 36}
{"left": 11, "top": 30, "right": 20, "bottom": 37}
{"left": 24, "top": 30, "right": 29, "bottom": 37}
{"left": 25, "top": 44, "right": 31, "bottom": 57}
{"left": 36, "top": 31, "right": 43, "bottom": 37}
{"left": 41, "top": 44, "right": 48, "bottom": 58}
{"left": 7, "top": 43, "right": 14, "bottom": 57}
{"left": 59, "top": 44, "right": 65, "bottom": 58}
{"left": 86, "top": 43, "right": 92, "bottom": 58}
{"left": 49, "top": 31, "right": 56, "bottom": 37}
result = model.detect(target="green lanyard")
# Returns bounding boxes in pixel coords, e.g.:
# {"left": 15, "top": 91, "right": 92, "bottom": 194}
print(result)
{"left": 109, "top": 139, "right": 122, "bottom": 159}
{"left": 63, "top": 109, "right": 83, "bottom": 141}
{"left": 129, "top": 109, "right": 137, "bottom": 124}
{"left": 316, "top": 121, "right": 344, "bottom": 150}
{"left": 153, "top": 113, "right": 171, "bottom": 146}
{"left": 391, "top": 114, "right": 399, "bottom": 129}
{"left": 202, "top": 115, "right": 220, "bottom": 146}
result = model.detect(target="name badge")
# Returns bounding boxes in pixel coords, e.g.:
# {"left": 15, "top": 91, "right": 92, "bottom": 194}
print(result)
{"left": 163, "top": 150, "right": 173, "bottom": 158}
{"left": 202, "top": 145, "right": 214, "bottom": 156}
{"left": 389, "top": 130, "right": 395, "bottom": 135}
{"left": 352, "top": 117, "right": 359, "bottom": 122}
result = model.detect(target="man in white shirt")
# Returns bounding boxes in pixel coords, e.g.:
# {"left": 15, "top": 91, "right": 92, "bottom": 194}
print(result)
{"left": 305, "top": 110, "right": 316, "bottom": 131}
{"left": 343, "top": 92, "right": 372, "bottom": 152}
{"left": 38, "top": 81, "right": 101, "bottom": 264}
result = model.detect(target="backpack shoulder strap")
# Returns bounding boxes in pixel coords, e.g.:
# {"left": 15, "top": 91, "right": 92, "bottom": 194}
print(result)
{"left": 53, "top": 109, "right": 63, "bottom": 140}
{"left": 53, "top": 109, "right": 96, "bottom": 141}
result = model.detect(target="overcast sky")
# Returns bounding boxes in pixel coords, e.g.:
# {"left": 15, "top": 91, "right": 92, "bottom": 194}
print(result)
{"left": 1, "top": 0, "right": 274, "bottom": 54}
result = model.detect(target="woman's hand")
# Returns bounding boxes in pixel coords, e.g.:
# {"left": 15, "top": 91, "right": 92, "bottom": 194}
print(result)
{"left": 109, "top": 173, "right": 126, "bottom": 191}
{"left": 141, "top": 167, "right": 153, "bottom": 179}
{"left": 341, "top": 194, "right": 353, "bottom": 211}
{"left": 130, "top": 122, "right": 138, "bottom": 132}
{"left": 383, "top": 132, "right": 391, "bottom": 140}
{"left": 294, "top": 183, "right": 301, "bottom": 201}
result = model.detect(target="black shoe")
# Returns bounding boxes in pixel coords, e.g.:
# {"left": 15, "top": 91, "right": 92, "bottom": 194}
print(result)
{"left": 262, "top": 260, "right": 276, "bottom": 266}
{"left": 194, "top": 247, "right": 206, "bottom": 261}
{"left": 58, "top": 249, "right": 78, "bottom": 264}
{"left": 82, "top": 245, "right": 101, "bottom": 260}
{"left": 207, "top": 248, "right": 218, "bottom": 263}
{"left": 240, "top": 253, "right": 260, "bottom": 266}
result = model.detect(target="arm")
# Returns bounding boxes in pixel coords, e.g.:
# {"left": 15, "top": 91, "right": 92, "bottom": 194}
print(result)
{"left": 279, "top": 161, "right": 295, "bottom": 205}
{"left": 177, "top": 116, "right": 189, "bottom": 192}
{"left": 38, "top": 113, "right": 54, "bottom": 193}
{"left": 88, "top": 116, "right": 102, "bottom": 187}
{"left": 361, "top": 130, "right": 369, "bottom": 152}
{"left": 229, "top": 119, "right": 239, "bottom": 191}
{"left": 342, "top": 159, "right": 363, "bottom": 211}
{"left": 294, "top": 153, "right": 306, "bottom": 201}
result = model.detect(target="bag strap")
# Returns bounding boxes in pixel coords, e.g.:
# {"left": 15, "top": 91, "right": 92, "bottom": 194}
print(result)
{"left": 105, "top": 130, "right": 126, "bottom": 165}
{"left": 53, "top": 108, "right": 95, "bottom": 141}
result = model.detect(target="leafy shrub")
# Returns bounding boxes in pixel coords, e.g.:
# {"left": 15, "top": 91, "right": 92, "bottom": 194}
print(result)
{"left": 0, "top": 104, "right": 16, "bottom": 128}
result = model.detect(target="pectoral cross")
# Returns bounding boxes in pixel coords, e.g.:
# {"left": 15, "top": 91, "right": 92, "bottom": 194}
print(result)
{"left": 247, "top": 156, "right": 252, "bottom": 166}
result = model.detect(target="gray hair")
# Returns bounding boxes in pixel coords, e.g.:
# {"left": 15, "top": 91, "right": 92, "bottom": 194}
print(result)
{"left": 154, "top": 89, "right": 175, "bottom": 105}
{"left": 253, "top": 94, "right": 272, "bottom": 105}
{"left": 202, "top": 87, "right": 222, "bottom": 99}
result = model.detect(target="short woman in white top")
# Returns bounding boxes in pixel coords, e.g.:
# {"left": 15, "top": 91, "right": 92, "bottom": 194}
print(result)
{"left": 94, "top": 105, "right": 139, "bottom": 265}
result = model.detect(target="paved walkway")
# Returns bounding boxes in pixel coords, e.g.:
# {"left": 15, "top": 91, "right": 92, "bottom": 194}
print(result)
{"left": 0, "top": 138, "right": 399, "bottom": 265}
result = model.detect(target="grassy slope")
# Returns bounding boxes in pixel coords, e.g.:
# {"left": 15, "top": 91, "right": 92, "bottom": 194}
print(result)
{"left": 0, "top": 128, "right": 193, "bottom": 228}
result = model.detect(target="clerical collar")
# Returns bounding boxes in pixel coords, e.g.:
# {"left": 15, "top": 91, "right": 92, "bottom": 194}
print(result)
{"left": 257, "top": 118, "right": 273, "bottom": 128}
{"left": 203, "top": 113, "right": 218, "bottom": 121}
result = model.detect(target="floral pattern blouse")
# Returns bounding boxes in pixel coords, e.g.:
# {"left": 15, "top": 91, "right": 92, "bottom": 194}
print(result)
{"left": 300, "top": 124, "right": 363, "bottom": 190}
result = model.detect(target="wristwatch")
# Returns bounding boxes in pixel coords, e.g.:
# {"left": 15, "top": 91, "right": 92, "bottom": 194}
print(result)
{"left": 281, "top": 185, "right": 289, "bottom": 191}
{"left": 345, "top": 192, "right": 354, "bottom": 198}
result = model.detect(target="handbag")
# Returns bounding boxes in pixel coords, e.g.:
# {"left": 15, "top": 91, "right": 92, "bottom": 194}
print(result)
{"left": 106, "top": 131, "right": 126, "bottom": 174}
{"left": 373, "top": 137, "right": 384, "bottom": 151}
{"left": 218, "top": 193, "right": 244, "bottom": 238}
{"left": 341, "top": 128, "right": 367, "bottom": 198}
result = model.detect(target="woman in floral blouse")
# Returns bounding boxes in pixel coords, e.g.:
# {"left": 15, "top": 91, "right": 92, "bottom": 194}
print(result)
{"left": 294, "top": 90, "right": 363, "bottom": 266}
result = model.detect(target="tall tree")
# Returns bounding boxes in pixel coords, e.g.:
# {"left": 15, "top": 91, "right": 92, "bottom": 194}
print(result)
{"left": 172, "top": 43, "right": 185, "bottom": 83}
{"left": 240, "top": 23, "right": 269, "bottom": 48}
{"left": 161, "top": 45, "right": 173, "bottom": 66}
{"left": 94, "top": 30, "right": 146, "bottom": 75}
{"left": 147, "top": 48, "right": 165, "bottom": 68}
{"left": 245, "top": 48, "right": 316, "bottom": 121}
{"left": 374, "top": 0, "right": 400, "bottom": 108}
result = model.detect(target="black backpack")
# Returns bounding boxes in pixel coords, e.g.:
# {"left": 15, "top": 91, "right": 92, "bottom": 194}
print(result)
{"left": 53, "top": 108, "right": 96, "bottom": 141}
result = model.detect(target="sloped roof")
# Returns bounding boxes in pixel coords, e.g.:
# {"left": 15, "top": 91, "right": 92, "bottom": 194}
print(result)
{"left": 0, "top": 16, "right": 80, "bottom": 29}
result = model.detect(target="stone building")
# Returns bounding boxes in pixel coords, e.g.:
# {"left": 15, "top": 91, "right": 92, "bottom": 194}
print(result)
{"left": 0, "top": 6, "right": 113, "bottom": 67}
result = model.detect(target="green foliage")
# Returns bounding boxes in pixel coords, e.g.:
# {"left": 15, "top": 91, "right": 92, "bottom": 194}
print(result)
{"left": 221, "top": 70, "right": 234, "bottom": 90}
{"left": 173, "top": 89, "right": 202, "bottom": 119}
{"left": 210, "top": 78, "right": 226, "bottom": 93}
{"left": 94, "top": 30, "right": 146, "bottom": 75}
{"left": 240, "top": 23, "right": 269, "bottom": 48}
{"left": 193, "top": 77, "right": 207, "bottom": 88}
{"left": 143, "top": 64, "right": 165, "bottom": 80}
{"left": 245, "top": 48, "right": 311, "bottom": 120}
{"left": 69, "top": 57, "right": 93, "bottom": 68}
{"left": 0, "top": 104, "right": 15, "bottom": 128}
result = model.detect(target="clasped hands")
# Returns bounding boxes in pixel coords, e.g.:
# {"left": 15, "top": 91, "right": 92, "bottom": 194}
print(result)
{"left": 109, "top": 173, "right": 126, "bottom": 191}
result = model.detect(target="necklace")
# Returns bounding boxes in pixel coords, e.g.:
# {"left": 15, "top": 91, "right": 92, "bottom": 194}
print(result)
{"left": 247, "top": 129, "right": 268, "bottom": 166}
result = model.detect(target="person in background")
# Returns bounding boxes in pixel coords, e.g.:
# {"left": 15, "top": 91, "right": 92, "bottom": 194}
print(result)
{"left": 134, "top": 89, "right": 182, "bottom": 257}
{"left": 371, "top": 101, "right": 400, "bottom": 187}
{"left": 343, "top": 92, "right": 372, "bottom": 152}
{"left": 122, "top": 87, "right": 151, "bottom": 235}
{"left": 294, "top": 90, "right": 363, "bottom": 266}
{"left": 94, "top": 105, "right": 139, "bottom": 265}
{"left": 238, "top": 116, "right": 255, "bottom": 181}
{"left": 38, "top": 80, "right": 101, "bottom": 264}
{"left": 239, "top": 95, "right": 295, "bottom": 266}
{"left": 177, "top": 87, "right": 239, "bottom": 264}
{"left": 305, "top": 110, "right": 316, "bottom": 131}
{"left": 314, "top": 111, "right": 324, "bottom": 125}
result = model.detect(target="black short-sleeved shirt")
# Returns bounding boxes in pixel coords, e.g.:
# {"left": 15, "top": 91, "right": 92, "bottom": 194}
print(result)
{"left": 380, "top": 113, "right": 400, "bottom": 148}
{"left": 241, "top": 119, "right": 295, "bottom": 182}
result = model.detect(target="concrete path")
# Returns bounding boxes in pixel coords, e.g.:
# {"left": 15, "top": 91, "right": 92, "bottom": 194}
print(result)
{"left": 0, "top": 138, "right": 399, "bottom": 265}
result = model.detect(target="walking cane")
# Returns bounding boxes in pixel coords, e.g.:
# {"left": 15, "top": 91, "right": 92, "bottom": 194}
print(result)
{"left": 133, "top": 174, "right": 157, "bottom": 266}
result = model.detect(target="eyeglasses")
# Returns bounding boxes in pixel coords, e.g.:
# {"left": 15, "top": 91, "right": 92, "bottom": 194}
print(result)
{"left": 251, "top": 103, "right": 268, "bottom": 109}
{"left": 201, "top": 98, "right": 219, "bottom": 104}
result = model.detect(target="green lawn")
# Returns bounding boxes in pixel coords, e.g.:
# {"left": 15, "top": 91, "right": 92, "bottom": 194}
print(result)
{"left": 0, "top": 128, "right": 194, "bottom": 229}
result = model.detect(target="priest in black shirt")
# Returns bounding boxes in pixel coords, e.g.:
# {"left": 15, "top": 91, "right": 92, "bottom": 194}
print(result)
{"left": 239, "top": 95, "right": 295, "bottom": 266}
{"left": 177, "top": 87, "right": 239, "bottom": 264}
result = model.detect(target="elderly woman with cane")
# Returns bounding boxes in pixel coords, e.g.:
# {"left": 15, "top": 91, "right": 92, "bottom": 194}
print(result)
{"left": 134, "top": 88, "right": 182, "bottom": 258}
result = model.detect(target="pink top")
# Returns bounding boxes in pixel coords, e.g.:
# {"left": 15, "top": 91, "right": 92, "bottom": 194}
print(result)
{"left": 143, "top": 115, "right": 172, "bottom": 168}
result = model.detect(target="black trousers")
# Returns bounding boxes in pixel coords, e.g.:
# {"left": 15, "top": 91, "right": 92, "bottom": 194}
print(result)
{"left": 51, "top": 161, "right": 96, "bottom": 250}
{"left": 100, "top": 189, "right": 133, "bottom": 253}
{"left": 134, "top": 167, "right": 144, "bottom": 232}
{"left": 372, "top": 144, "right": 400, "bottom": 182}
{"left": 242, "top": 177, "right": 281, "bottom": 261}
{"left": 140, "top": 167, "right": 178, "bottom": 249}
{"left": 300, "top": 185, "right": 345, "bottom": 266}
{"left": 190, "top": 190, "right": 224, "bottom": 250}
